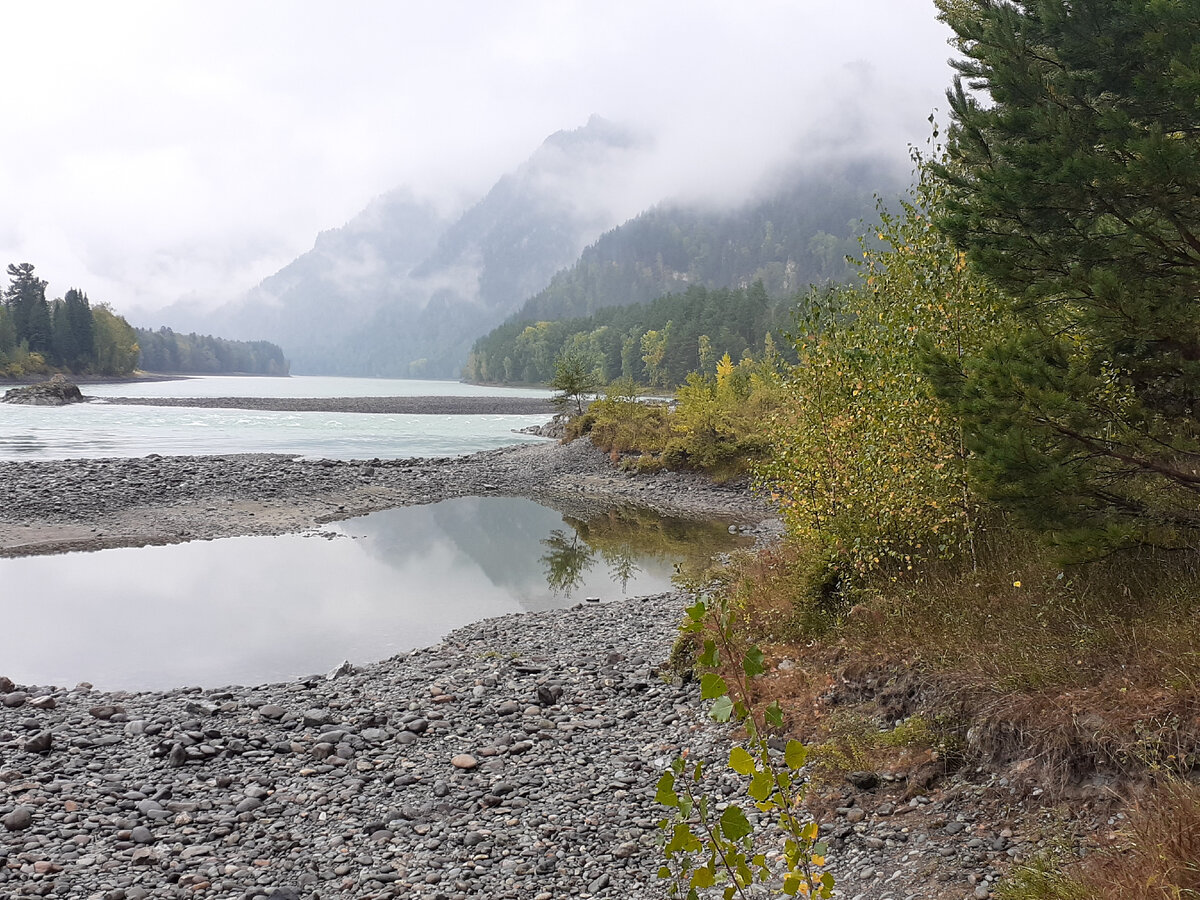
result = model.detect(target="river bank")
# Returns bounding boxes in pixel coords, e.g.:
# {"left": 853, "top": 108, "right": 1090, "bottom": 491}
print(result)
{"left": 0, "top": 440, "right": 768, "bottom": 559}
{"left": 0, "top": 591, "right": 733, "bottom": 900}
{"left": 0, "top": 593, "right": 1052, "bottom": 900}
{"left": 0, "top": 437, "right": 1052, "bottom": 899}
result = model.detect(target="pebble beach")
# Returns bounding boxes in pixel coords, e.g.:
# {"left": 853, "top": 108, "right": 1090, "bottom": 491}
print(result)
{"left": 1, "top": 432, "right": 1043, "bottom": 900}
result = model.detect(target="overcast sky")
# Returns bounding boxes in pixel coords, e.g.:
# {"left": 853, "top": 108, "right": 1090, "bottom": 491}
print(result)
{"left": 0, "top": 1, "right": 957, "bottom": 320}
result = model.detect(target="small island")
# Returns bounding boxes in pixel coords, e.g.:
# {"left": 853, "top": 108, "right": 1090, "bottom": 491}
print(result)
{"left": 2, "top": 375, "right": 85, "bottom": 406}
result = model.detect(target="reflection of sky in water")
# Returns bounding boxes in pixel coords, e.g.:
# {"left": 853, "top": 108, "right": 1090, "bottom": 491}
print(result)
{"left": 0, "top": 498, "right": 737, "bottom": 691}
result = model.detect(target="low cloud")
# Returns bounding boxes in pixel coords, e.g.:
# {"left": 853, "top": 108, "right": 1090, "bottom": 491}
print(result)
{"left": 0, "top": 0, "right": 955, "bottom": 316}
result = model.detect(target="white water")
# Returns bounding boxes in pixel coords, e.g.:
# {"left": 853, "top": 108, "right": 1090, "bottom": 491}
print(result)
{"left": 0, "top": 376, "right": 553, "bottom": 460}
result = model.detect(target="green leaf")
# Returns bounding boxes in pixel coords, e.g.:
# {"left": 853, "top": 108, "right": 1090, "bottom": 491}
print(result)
{"left": 691, "top": 866, "right": 715, "bottom": 890}
{"left": 656, "top": 772, "right": 678, "bottom": 807}
{"left": 698, "top": 639, "right": 719, "bottom": 669}
{"left": 748, "top": 770, "right": 774, "bottom": 803}
{"left": 700, "top": 672, "right": 728, "bottom": 700}
{"left": 765, "top": 701, "right": 784, "bottom": 729}
{"left": 782, "top": 871, "right": 803, "bottom": 896}
{"left": 685, "top": 599, "right": 707, "bottom": 623}
{"left": 665, "top": 823, "right": 687, "bottom": 853}
{"left": 742, "top": 645, "right": 766, "bottom": 678}
{"left": 667, "top": 822, "right": 702, "bottom": 854}
{"left": 657, "top": 866, "right": 673, "bottom": 879}
{"left": 719, "top": 804, "right": 753, "bottom": 841}
{"left": 723, "top": 887, "right": 736, "bottom": 900}
{"left": 785, "top": 739, "right": 808, "bottom": 770}
{"left": 728, "top": 746, "right": 755, "bottom": 775}
{"left": 737, "top": 860, "right": 753, "bottom": 886}
{"left": 710, "top": 695, "right": 734, "bottom": 722}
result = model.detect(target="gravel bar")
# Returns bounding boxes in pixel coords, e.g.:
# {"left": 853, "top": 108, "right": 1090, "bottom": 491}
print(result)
{"left": 0, "top": 438, "right": 1018, "bottom": 899}
{"left": 0, "top": 441, "right": 769, "bottom": 559}
{"left": 0, "top": 592, "right": 737, "bottom": 899}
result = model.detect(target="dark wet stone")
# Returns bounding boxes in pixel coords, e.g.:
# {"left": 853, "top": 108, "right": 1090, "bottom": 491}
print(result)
{"left": 24, "top": 730, "right": 53, "bottom": 754}
{"left": 847, "top": 770, "right": 879, "bottom": 790}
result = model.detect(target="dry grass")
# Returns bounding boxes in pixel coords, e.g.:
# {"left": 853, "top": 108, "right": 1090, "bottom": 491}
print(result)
{"left": 696, "top": 521, "right": 1200, "bottom": 895}
{"left": 999, "top": 779, "right": 1200, "bottom": 899}
{"left": 710, "top": 525, "right": 1200, "bottom": 789}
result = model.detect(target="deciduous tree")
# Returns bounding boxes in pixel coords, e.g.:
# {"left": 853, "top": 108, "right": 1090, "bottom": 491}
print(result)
{"left": 549, "top": 349, "right": 601, "bottom": 415}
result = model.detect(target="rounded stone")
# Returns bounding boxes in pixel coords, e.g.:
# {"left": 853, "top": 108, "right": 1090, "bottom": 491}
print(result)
{"left": 3, "top": 806, "right": 33, "bottom": 831}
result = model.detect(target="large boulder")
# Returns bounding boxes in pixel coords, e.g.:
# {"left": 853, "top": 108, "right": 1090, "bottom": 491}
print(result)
{"left": 3, "top": 376, "right": 85, "bottom": 406}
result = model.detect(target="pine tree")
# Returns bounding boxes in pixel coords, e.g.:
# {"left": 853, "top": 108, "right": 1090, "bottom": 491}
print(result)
{"left": 930, "top": 0, "right": 1200, "bottom": 551}
{"left": 64, "top": 289, "right": 95, "bottom": 370}
{"left": 4, "top": 263, "right": 48, "bottom": 347}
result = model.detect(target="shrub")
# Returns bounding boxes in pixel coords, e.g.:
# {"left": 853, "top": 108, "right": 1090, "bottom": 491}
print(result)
{"left": 758, "top": 151, "right": 1009, "bottom": 579}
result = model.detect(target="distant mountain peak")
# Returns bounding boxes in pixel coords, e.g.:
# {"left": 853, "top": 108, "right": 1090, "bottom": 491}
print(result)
{"left": 163, "top": 118, "right": 653, "bottom": 376}
{"left": 539, "top": 114, "right": 641, "bottom": 152}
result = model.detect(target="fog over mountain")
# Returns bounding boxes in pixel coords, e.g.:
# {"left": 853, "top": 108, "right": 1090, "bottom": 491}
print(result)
{"left": 1, "top": 2, "right": 956, "bottom": 341}
{"left": 157, "top": 114, "right": 908, "bottom": 377}
{"left": 160, "top": 117, "right": 655, "bottom": 376}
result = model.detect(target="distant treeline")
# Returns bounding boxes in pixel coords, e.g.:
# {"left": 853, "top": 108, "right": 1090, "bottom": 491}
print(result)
{"left": 1, "top": 262, "right": 289, "bottom": 379}
{"left": 136, "top": 327, "right": 289, "bottom": 375}
{"left": 1, "top": 263, "right": 139, "bottom": 377}
{"left": 465, "top": 282, "right": 799, "bottom": 387}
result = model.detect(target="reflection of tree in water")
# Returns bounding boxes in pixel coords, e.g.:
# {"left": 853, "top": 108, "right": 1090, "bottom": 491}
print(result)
{"left": 600, "top": 546, "right": 639, "bottom": 593}
{"left": 540, "top": 529, "right": 597, "bottom": 595}
{"left": 560, "top": 516, "right": 645, "bottom": 595}
{"left": 541, "top": 506, "right": 752, "bottom": 597}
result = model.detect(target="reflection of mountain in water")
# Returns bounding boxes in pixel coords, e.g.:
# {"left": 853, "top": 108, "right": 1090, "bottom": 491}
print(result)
{"left": 332, "top": 497, "right": 749, "bottom": 608}
{"left": 338, "top": 497, "right": 559, "bottom": 597}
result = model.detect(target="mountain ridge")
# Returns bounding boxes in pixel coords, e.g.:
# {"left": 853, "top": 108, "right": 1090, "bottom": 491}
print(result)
{"left": 151, "top": 122, "right": 903, "bottom": 378}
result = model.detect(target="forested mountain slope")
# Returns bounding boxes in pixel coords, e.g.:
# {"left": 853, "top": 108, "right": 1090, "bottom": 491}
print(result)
{"left": 468, "top": 158, "right": 900, "bottom": 385}
{"left": 509, "top": 158, "right": 895, "bottom": 325}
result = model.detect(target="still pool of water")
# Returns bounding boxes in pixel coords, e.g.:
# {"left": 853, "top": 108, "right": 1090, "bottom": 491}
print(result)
{"left": 0, "top": 497, "right": 748, "bottom": 692}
